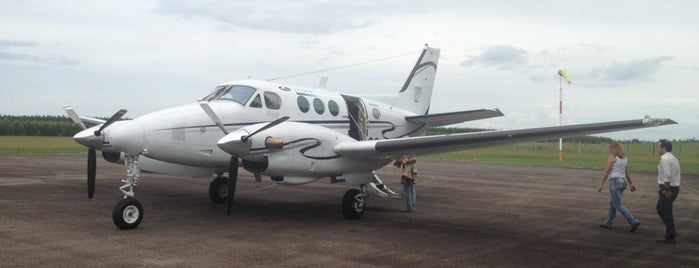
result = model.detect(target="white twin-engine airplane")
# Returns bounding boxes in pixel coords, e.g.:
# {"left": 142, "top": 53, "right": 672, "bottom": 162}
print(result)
{"left": 64, "top": 46, "right": 676, "bottom": 229}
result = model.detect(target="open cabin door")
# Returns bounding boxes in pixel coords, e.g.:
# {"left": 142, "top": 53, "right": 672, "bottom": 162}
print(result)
{"left": 341, "top": 95, "right": 368, "bottom": 141}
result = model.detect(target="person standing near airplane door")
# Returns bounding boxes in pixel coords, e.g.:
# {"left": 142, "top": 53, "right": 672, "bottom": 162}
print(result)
{"left": 597, "top": 141, "right": 641, "bottom": 232}
{"left": 399, "top": 155, "right": 417, "bottom": 213}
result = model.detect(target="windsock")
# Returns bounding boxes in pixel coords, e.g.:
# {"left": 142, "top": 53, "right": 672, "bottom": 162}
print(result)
{"left": 558, "top": 69, "right": 571, "bottom": 84}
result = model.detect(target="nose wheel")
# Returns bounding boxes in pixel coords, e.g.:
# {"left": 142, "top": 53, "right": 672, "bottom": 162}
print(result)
{"left": 112, "top": 197, "right": 144, "bottom": 230}
{"left": 112, "top": 155, "right": 144, "bottom": 229}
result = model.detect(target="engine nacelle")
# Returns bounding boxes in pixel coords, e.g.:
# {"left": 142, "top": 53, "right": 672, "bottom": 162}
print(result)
{"left": 102, "top": 151, "right": 125, "bottom": 163}
{"left": 241, "top": 122, "right": 360, "bottom": 179}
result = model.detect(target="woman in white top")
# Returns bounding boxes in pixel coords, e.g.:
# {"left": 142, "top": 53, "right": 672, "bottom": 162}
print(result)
{"left": 597, "top": 141, "right": 641, "bottom": 232}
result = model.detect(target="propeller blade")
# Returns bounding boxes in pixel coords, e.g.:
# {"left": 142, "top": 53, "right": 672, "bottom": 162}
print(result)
{"left": 241, "top": 116, "right": 289, "bottom": 142}
{"left": 94, "top": 109, "right": 127, "bottom": 136}
{"left": 87, "top": 148, "right": 96, "bottom": 199}
{"left": 198, "top": 100, "right": 229, "bottom": 135}
{"left": 63, "top": 105, "right": 86, "bottom": 130}
{"left": 226, "top": 156, "right": 238, "bottom": 216}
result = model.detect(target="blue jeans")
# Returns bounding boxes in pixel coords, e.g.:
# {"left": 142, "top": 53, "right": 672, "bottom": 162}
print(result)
{"left": 403, "top": 178, "right": 416, "bottom": 211}
{"left": 603, "top": 177, "right": 639, "bottom": 227}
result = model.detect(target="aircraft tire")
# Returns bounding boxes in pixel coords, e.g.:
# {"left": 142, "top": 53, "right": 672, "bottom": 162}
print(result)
{"left": 209, "top": 177, "right": 228, "bottom": 203}
{"left": 341, "top": 189, "right": 365, "bottom": 220}
{"left": 112, "top": 197, "right": 143, "bottom": 230}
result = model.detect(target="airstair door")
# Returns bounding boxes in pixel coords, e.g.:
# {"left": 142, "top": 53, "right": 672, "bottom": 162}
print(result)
{"left": 341, "top": 95, "right": 368, "bottom": 141}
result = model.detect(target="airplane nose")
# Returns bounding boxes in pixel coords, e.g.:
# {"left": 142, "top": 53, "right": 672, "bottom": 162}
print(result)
{"left": 73, "top": 127, "right": 104, "bottom": 148}
{"left": 109, "top": 120, "right": 145, "bottom": 155}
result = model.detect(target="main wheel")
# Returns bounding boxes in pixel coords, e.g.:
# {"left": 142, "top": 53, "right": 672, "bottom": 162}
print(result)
{"left": 341, "top": 189, "right": 365, "bottom": 220}
{"left": 112, "top": 197, "right": 143, "bottom": 230}
{"left": 209, "top": 177, "right": 228, "bottom": 203}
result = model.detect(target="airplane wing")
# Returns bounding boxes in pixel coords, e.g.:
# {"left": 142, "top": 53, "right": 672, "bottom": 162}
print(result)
{"left": 80, "top": 116, "right": 107, "bottom": 126}
{"left": 405, "top": 109, "right": 504, "bottom": 127}
{"left": 334, "top": 116, "right": 677, "bottom": 158}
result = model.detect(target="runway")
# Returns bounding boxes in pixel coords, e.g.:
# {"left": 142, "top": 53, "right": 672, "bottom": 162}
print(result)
{"left": 1, "top": 154, "right": 698, "bottom": 267}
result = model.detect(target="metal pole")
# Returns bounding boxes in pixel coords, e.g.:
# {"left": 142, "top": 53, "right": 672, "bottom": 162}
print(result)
{"left": 559, "top": 76, "right": 563, "bottom": 161}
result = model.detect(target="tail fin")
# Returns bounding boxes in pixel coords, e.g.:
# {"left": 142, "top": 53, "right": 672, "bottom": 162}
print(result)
{"left": 393, "top": 46, "right": 440, "bottom": 115}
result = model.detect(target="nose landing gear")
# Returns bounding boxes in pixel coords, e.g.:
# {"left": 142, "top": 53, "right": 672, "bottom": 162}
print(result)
{"left": 112, "top": 155, "right": 144, "bottom": 230}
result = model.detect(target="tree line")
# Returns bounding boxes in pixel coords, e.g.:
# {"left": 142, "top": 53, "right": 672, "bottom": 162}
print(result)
{"left": 0, "top": 115, "right": 82, "bottom": 136}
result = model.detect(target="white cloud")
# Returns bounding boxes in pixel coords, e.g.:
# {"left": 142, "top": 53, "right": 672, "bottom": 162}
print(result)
{"left": 600, "top": 56, "right": 673, "bottom": 81}
{"left": 461, "top": 45, "right": 529, "bottom": 70}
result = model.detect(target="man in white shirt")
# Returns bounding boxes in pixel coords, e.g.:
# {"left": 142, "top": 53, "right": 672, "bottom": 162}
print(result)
{"left": 656, "top": 139, "right": 681, "bottom": 244}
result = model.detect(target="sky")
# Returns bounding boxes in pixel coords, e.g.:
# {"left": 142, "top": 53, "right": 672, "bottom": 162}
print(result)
{"left": 1, "top": 0, "right": 697, "bottom": 141}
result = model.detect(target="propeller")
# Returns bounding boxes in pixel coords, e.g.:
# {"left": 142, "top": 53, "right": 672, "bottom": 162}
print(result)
{"left": 94, "top": 109, "right": 127, "bottom": 136}
{"left": 198, "top": 100, "right": 229, "bottom": 135}
{"left": 64, "top": 106, "right": 128, "bottom": 199}
{"left": 87, "top": 147, "right": 96, "bottom": 199}
{"left": 197, "top": 100, "right": 289, "bottom": 215}
{"left": 226, "top": 156, "right": 238, "bottom": 216}
{"left": 240, "top": 116, "right": 289, "bottom": 143}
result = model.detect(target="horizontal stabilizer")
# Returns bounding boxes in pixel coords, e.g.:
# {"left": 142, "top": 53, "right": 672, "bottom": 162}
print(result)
{"left": 405, "top": 109, "right": 504, "bottom": 127}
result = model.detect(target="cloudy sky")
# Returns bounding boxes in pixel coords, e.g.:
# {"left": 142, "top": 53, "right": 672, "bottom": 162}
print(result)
{"left": 1, "top": 0, "right": 697, "bottom": 140}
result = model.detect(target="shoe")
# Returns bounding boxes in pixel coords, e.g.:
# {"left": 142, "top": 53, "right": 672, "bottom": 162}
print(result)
{"left": 630, "top": 222, "right": 641, "bottom": 233}
{"left": 656, "top": 239, "right": 676, "bottom": 244}
{"left": 599, "top": 224, "right": 614, "bottom": 230}
{"left": 400, "top": 208, "right": 410, "bottom": 213}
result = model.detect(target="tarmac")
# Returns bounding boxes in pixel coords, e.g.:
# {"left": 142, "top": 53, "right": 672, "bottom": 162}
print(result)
{"left": 1, "top": 154, "right": 698, "bottom": 267}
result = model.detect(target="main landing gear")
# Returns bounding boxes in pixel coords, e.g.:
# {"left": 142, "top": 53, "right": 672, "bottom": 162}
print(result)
{"left": 112, "top": 155, "right": 144, "bottom": 229}
{"left": 341, "top": 186, "right": 366, "bottom": 220}
{"left": 341, "top": 173, "right": 400, "bottom": 220}
{"left": 208, "top": 175, "right": 228, "bottom": 203}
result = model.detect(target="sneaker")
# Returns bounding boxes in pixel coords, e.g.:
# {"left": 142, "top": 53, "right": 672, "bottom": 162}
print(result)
{"left": 599, "top": 224, "right": 614, "bottom": 229}
{"left": 630, "top": 222, "right": 641, "bottom": 233}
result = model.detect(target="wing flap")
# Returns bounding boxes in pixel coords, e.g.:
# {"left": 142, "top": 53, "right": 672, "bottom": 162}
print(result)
{"left": 334, "top": 117, "right": 677, "bottom": 158}
{"left": 405, "top": 109, "right": 504, "bottom": 127}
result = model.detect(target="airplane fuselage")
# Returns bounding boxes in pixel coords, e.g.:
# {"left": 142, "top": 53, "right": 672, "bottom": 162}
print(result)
{"left": 99, "top": 79, "right": 424, "bottom": 184}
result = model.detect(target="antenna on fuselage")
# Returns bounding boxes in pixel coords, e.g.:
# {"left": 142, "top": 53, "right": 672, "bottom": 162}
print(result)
{"left": 318, "top": 77, "right": 328, "bottom": 89}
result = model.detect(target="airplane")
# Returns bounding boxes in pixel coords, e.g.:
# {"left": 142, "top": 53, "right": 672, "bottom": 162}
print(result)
{"left": 64, "top": 45, "right": 676, "bottom": 230}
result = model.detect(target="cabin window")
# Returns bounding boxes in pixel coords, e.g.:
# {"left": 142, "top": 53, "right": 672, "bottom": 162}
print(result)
{"left": 250, "top": 94, "right": 262, "bottom": 108}
{"left": 297, "top": 96, "right": 310, "bottom": 113}
{"left": 264, "top": 92, "right": 281, "bottom": 110}
{"left": 313, "top": 98, "right": 325, "bottom": 115}
{"left": 328, "top": 100, "right": 339, "bottom": 116}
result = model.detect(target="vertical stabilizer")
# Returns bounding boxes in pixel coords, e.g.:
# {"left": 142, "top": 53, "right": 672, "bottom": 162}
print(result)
{"left": 393, "top": 46, "right": 440, "bottom": 115}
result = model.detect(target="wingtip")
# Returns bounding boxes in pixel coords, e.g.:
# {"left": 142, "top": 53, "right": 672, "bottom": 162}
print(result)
{"left": 643, "top": 116, "right": 678, "bottom": 126}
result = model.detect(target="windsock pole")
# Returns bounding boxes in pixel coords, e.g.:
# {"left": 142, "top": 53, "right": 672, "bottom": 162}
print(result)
{"left": 557, "top": 69, "right": 571, "bottom": 162}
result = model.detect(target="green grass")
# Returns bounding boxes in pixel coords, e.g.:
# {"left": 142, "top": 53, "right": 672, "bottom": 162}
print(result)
{"left": 0, "top": 136, "right": 84, "bottom": 154}
{"left": 2, "top": 136, "right": 697, "bottom": 174}
{"left": 424, "top": 142, "right": 699, "bottom": 174}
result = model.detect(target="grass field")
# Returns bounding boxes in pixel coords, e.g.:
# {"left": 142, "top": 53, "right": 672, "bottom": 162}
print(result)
{"left": 2, "top": 136, "right": 697, "bottom": 174}
{"left": 425, "top": 141, "right": 699, "bottom": 174}
{"left": 0, "top": 136, "right": 85, "bottom": 154}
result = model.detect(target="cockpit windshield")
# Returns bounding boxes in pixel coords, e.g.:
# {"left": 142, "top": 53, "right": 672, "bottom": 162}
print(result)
{"left": 202, "top": 85, "right": 257, "bottom": 105}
